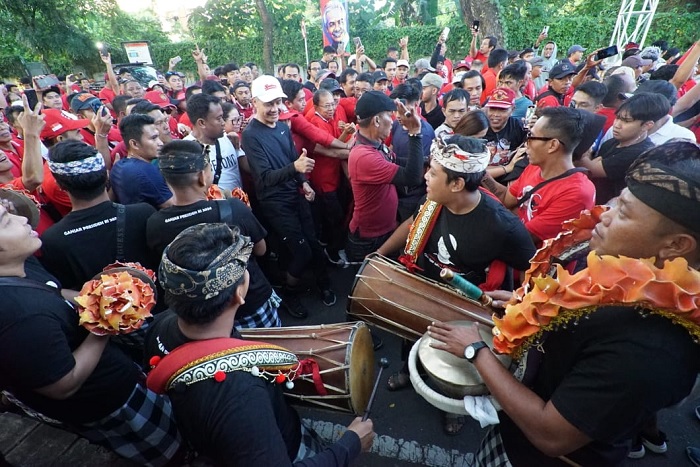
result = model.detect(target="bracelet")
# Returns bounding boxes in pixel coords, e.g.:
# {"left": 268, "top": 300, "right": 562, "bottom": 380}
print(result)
{"left": 96, "top": 133, "right": 109, "bottom": 138}
{"left": 501, "top": 166, "right": 508, "bottom": 175}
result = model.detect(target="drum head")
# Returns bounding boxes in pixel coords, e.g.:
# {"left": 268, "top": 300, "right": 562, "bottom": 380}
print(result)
{"left": 418, "top": 321, "right": 511, "bottom": 397}
{"left": 348, "top": 322, "right": 374, "bottom": 414}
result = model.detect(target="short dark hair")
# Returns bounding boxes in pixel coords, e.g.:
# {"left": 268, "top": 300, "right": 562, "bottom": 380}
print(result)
{"left": 130, "top": 100, "right": 160, "bottom": 115}
{"left": 651, "top": 39, "right": 668, "bottom": 52}
{"left": 119, "top": 113, "right": 155, "bottom": 149}
{"left": 634, "top": 80, "right": 677, "bottom": 106}
{"left": 487, "top": 48, "right": 509, "bottom": 69}
{"left": 163, "top": 223, "right": 244, "bottom": 325}
{"left": 4, "top": 105, "right": 24, "bottom": 126}
{"left": 323, "top": 45, "right": 335, "bottom": 54}
{"left": 602, "top": 75, "right": 630, "bottom": 107}
{"left": 519, "top": 47, "right": 535, "bottom": 58}
{"left": 338, "top": 68, "right": 358, "bottom": 85}
{"left": 649, "top": 64, "right": 678, "bottom": 82}
{"left": 281, "top": 79, "right": 303, "bottom": 102}
{"left": 441, "top": 89, "right": 469, "bottom": 109}
{"left": 575, "top": 81, "right": 607, "bottom": 107}
{"left": 382, "top": 57, "right": 398, "bottom": 68}
{"left": 539, "top": 107, "right": 585, "bottom": 149}
{"left": 485, "top": 36, "right": 498, "bottom": 49}
{"left": 442, "top": 135, "right": 487, "bottom": 191}
{"left": 500, "top": 61, "right": 527, "bottom": 81}
{"left": 48, "top": 141, "right": 107, "bottom": 200}
{"left": 186, "top": 93, "right": 221, "bottom": 124}
{"left": 221, "top": 101, "right": 235, "bottom": 119}
{"left": 461, "top": 70, "right": 486, "bottom": 89}
{"left": 406, "top": 77, "right": 422, "bottom": 94}
{"left": 185, "top": 85, "right": 202, "bottom": 101}
{"left": 202, "top": 80, "right": 227, "bottom": 95}
{"left": 126, "top": 98, "right": 146, "bottom": 108}
{"left": 283, "top": 63, "right": 301, "bottom": 75}
{"left": 213, "top": 66, "right": 224, "bottom": 77}
{"left": 159, "top": 140, "right": 207, "bottom": 189}
{"left": 616, "top": 92, "right": 670, "bottom": 123}
{"left": 389, "top": 83, "right": 420, "bottom": 104}
{"left": 356, "top": 72, "right": 374, "bottom": 86}
{"left": 387, "top": 46, "right": 399, "bottom": 54}
{"left": 112, "top": 95, "right": 131, "bottom": 116}
{"left": 19, "top": 77, "right": 31, "bottom": 85}
{"left": 222, "top": 63, "right": 239, "bottom": 73}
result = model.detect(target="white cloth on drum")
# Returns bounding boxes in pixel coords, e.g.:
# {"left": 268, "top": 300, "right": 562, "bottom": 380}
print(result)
{"left": 463, "top": 395, "right": 499, "bottom": 428}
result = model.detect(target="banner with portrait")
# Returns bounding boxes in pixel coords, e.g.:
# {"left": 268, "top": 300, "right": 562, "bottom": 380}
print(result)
{"left": 320, "top": 0, "right": 349, "bottom": 52}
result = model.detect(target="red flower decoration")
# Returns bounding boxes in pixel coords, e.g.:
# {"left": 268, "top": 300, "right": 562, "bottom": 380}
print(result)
{"left": 214, "top": 371, "right": 226, "bottom": 382}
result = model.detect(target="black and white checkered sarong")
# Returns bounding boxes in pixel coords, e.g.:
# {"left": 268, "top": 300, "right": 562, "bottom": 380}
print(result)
{"left": 77, "top": 383, "right": 181, "bottom": 467}
{"left": 294, "top": 419, "right": 328, "bottom": 461}
{"left": 234, "top": 290, "right": 282, "bottom": 329}
{"left": 475, "top": 425, "right": 513, "bottom": 467}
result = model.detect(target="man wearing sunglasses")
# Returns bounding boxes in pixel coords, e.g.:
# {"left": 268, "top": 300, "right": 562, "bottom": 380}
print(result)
{"left": 483, "top": 106, "right": 595, "bottom": 245}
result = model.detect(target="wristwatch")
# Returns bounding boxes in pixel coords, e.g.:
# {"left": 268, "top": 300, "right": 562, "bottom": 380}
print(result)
{"left": 464, "top": 341, "right": 488, "bottom": 362}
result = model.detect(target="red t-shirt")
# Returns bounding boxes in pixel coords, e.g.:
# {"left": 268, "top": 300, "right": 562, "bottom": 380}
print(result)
{"left": 596, "top": 107, "right": 617, "bottom": 134}
{"left": 468, "top": 52, "right": 489, "bottom": 73}
{"left": 678, "top": 79, "right": 696, "bottom": 99}
{"left": 480, "top": 69, "right": 497, "bottom": 105}
{"left": 508, "top": 164, "right": 595, "bottom": 243}
{"left": 523, "top": 80, "right": 537, "bottom": 101}
{"left": 338, "top": 97, "right": 356, "bottom": 124}
{"left": 535, "top": 87, "right": 575, "bottom": 109}
{"left": 289, "top": 112, "right": 335, "bottom": 158}
{"left": 307, "top": 113, "right": 342, "bottom": 193}
{"left": 80, "top": 126, "right": 122, "bottom": 148}
{"left": 348, "top": 144, "right": 400, "bottom": 238}
{"left": 1, "top": 141, "right": 23, "bottom": 178}
{"left": 99, "top": 87, "right": 116, "bottom": 104}
{"left": 236, "top": 102, "right": 255, "bottom": 120}
{"left": 41, "top": 165, "right": 73, "bottom": 217}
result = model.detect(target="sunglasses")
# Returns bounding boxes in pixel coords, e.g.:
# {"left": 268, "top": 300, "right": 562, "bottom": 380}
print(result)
{"left": 526, "top": 130, "right": 565, "bottom": 146}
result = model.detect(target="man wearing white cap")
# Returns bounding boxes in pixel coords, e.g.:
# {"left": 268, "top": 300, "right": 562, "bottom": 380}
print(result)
{"left": 242, "top": 76, "right": 336, "bottom": 318}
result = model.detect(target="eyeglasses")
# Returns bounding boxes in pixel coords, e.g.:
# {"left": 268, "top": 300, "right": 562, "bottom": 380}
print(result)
{"left": 526, "top": 130, "right": 565, "bottom": 146}
{"left": 318, "top": 103, "right": 336, "bottom": 110}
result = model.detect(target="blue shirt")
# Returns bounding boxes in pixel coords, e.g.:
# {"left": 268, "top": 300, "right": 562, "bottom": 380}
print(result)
{"left": 110, "top": 157, "right": 172, "bottom": 208}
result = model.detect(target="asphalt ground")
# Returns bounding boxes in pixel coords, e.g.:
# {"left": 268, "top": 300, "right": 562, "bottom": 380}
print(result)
{"left": 279, "top": 263, "right": 700, "bottom": 466}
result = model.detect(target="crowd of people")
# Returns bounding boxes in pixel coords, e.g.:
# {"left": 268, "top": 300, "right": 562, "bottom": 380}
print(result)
{"left": 0, "top": 22, "right": 699, "bottom": 467}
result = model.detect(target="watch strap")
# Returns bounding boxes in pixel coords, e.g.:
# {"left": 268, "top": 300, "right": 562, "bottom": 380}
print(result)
{"left": 465, "top": 341, "right": 488, "bottom": 362}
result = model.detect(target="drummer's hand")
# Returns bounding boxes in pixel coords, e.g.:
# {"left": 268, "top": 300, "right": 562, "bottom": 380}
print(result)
{"left": 347, "top": 416, "right": 375, "bottom": 452}
{"left": 484, "top": 289, "right": 515, "bottom": 309}
{"left": 428, "top": 321, "right": 482, "bottom": 358}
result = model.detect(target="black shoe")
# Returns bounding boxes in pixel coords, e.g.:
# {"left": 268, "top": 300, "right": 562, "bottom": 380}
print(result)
{"left": 281, "top": 292, "right": 308, "bottom": 319}
{"left": 321, "top": 288, "right": 337, "bottom": 307}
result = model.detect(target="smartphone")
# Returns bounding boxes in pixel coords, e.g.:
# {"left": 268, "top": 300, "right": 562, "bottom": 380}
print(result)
{"left": 525, "top": 105, "right": 536, "bottom": 123}
{"left": 595, "top": 45, "right": 619, "bottom": 61}
{"left": 101, "top": 106, "right": 109, "bottom": 117}
{"left": 442, "top": 27, "right": 450, "bottom": 42}
{"left": 541, "top": 26, "right": 549, "bottom": 36}
{"left": 173, "top": 56, "right": 182, "bottom": 64}
{"left": 99, "top": 43, "right": 109, "bottom": 56}
{"left": 353, "top": 37, "right": 362, "bottom": 49}
{"left": 33, "top": 74, "right": 60, "bottom": 91}
{"left": 471, "top": 20, "right": 480, "bottom": 33}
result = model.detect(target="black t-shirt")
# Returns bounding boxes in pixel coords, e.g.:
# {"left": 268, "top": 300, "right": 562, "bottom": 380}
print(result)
{"left": 500, "top": 306, "right": 700, "bottom": 466}
{"left": 484, "top": 117, "right": 527, "bottom": 163}
{"left": 594, "top": 137, "right": 655, "bottom": 204}
{"left": 40, "top": 201, "right": 156, "bottom": 290}
{"left": 146, "top": 199, "right": 271, "bottom": 315}
{"left": 144, "top": 312, "right": 360, "bottom": 466}
{"left": 415, "top": 193, "right": 535, "bottom": 286}
{"left": 420, "top": 102, "right": 446, "bottom": 131}
{"left": 242, "top": 119, "right": 305, "bottom": 203}
{"left": 0, "top": 265, "right": 138, "bottom": 424}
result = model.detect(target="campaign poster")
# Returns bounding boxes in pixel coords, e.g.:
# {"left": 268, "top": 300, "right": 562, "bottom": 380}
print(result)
{"left": 122, "top": 41, "right": 154, "bottom": 65}
{"left": 320, "top": 0, "right": 349, "bottom": 52}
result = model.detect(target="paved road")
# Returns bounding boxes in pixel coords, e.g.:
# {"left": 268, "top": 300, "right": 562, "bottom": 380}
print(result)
{"left": 281, "top": 265, "right": 700, "bottom": 466}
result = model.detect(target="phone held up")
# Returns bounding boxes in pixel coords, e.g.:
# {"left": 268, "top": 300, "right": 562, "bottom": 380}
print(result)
{"left": 353, "top": 37, "right": 362, "bottom": 49}
{"left": 442, "top": 27, "right": 450, "bottom": 42}
{"left": 471, "top": 20, "right": 480, "bottom": 33}
{"left": 595, "top": 45, "right": 619, "bottom": 61}
{"left": 33, "top": 74, "right": 60, "bottom": 91}
{"left": 541, "top": 25, "right": 549, "bottom": 36}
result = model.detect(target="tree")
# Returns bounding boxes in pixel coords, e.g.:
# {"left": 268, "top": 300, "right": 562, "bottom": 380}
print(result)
{"left": 255, "top": 0, "right": 275, "bottom": 73}
{"left": 457, "top": 0, "right": 505, "bottom": 45}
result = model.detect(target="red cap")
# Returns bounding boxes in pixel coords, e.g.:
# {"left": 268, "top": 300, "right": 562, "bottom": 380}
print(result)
{"left": 278, "top": 103, "right": 293, "bottom": 121}
{"left": 484, "top": 87, "right": 516, "bottom": 109}
{"left": 144, "top": 90, "right": 177, "bottom": 109}
{"left": 624, "top": 41, "right": 640, "bottom": 51}
{"left": 40, "top": 109, "right": 90, "bottom": 140}
{"left": 455, "top": 60, "right": 471, "bottom": 70}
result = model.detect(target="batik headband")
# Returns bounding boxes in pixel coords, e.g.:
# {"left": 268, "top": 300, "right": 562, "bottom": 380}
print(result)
{"left": 159, "top": 225, "right": 253, "bottom": 300}
{"left": 626, "top": 140, "right": 700, "bottom": 234}
{"left": 430, "top": 138, "right": 490, "bottom": 174}
{"left": 47, "top": 153, "right": 105, "bottom": 176}
{"left": 159, "top": 144, "right": 209, "bottom": 174}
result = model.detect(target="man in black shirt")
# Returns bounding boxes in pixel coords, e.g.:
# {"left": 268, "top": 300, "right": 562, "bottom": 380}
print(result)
{"left": 419, "top": 73, "right": 445, "bottom": 130}
{"left": 144, "top": 223, "right": 374, "bottom": 466}
{"left": 0, "top": 204, "right": 180, "bottom": 466}
{"left": 242, "top": 76, "right": 336, "bottom": 319}
{"left": 147, "top": 140, "right": 280, "bottom": 329}
{"left": 40, "top": 140, "right": 156, "bottom": 291}
{"left": 483, "top": 87, "right": 526, "bottom": 167}
{"left": 428, "top": 141, "right": 700, "bottom": 466}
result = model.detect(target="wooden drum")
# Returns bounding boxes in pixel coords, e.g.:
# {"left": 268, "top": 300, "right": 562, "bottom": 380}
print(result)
{"left": 241, "top": 322, "right": 374, "bottom": 414}
{"left": 348, "top": 254, "right": 493, "bottom": 340}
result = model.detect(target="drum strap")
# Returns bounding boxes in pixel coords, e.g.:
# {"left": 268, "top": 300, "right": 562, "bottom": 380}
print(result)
{"left": 399, "top": 200, "right": 442, "bottom": 272}
{"left": 146, "top": 337, "right": 300, "bottom": 394}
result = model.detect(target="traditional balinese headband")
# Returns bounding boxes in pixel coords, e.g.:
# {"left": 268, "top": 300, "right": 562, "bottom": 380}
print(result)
{"left": 47, "top": 153, "right": 105, "bottom": 176}
{"left": 430, "top": 137, "right": 490, "bottom": 174}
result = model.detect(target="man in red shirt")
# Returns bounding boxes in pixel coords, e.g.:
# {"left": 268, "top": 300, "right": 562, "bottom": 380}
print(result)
{"left": 469, "top": 31, "right": 498, "bottom": 72}
{"left": 346, "top": 91, "right": 423, "bottom": 261}
{"left": 483, "top": 107, "right": 595, "bottom": 245}
{"left": 481, "top": 49, "right": 508, "bottom": 105}
{"left": 232, "top": 80, "right": 254, "bottom": 120}
{"left": 394, "top": 60, "right": 410, "bottom": 88}
{"left": 535, "top": 62, "right": 577, "bottom": 109}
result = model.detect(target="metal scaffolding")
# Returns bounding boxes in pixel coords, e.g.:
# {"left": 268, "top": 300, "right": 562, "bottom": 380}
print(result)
{"left": 610, "top": 0, "right": 660, "bottom": 50}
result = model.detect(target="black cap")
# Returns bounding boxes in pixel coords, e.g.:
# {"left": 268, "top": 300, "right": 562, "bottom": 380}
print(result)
{"left": 355, "top": 91, "right": 397, "bottom": 120}
{"left": 319, "top": 78, "right": 342, "bottom": 93}
{"left": 549, "top": 62, "right": 577, "bottom": 80}
{"left": 372, "top": 70, "right": 389, "bottom": 82}
{"left": 231, "top": 80, "right": 250, "bottom": 91}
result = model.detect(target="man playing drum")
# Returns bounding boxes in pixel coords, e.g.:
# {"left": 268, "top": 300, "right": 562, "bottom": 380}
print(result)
{"left": 376, "top": 135, "right": 536, "bottom": 434}
{"left": 144, "top": 223, "right": 375, "bottom": 466}
{"left": 429, "top": 141, "right": 700, "bottom": 465}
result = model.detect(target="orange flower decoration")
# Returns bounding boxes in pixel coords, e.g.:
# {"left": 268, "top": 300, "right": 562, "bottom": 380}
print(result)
{"left": 231, "top": 187, "right": 250, "bottom": 207}
{"left": 493, "top": 253, "right": 700, "bottom": 357}
{"left": 206, "top": 185, "right": 251, "bottom": 207}
{"left": 206, "top": 184, "right": 225, "bottom": 200}
{"left": 75, "top": 263, "right": 157, "bottom": 336}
